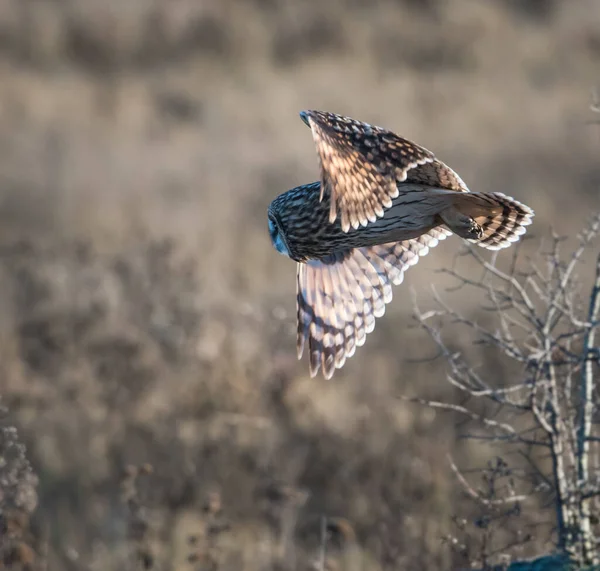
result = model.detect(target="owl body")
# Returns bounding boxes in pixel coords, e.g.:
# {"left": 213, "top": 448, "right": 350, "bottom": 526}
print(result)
{"left": 268, "top": 110, "right": 534, "bottom": 379}
{"left": 268, "top": 181, "right": 452, "bottom": 261}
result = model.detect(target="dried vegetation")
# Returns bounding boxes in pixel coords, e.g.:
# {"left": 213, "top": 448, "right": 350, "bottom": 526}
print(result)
{"left": 0, "top": 0, "right": 598, "bottom": 569}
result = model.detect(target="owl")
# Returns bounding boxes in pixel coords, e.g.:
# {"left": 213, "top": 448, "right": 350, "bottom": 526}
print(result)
{"left": 268, "top": 110, "right": 534, "bottom": 379}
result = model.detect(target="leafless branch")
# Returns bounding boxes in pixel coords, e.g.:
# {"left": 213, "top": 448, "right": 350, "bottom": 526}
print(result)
{"left": 448, "top": 455, "right": 529, "bottom": 507}
{"left": 411, "top": 215, "right": 600, "bottom": 567}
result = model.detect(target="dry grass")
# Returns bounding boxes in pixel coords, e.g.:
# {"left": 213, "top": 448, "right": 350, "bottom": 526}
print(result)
{"left": 0, "top": 0, "right": 598, "bottom": 569}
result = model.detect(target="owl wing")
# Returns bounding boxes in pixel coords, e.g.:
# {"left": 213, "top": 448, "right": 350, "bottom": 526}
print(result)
{"left": 301, "top": 110, "right": 470, "bottom": 233}
{"left": 296, "top": 226, "right": 452, "bottom": 379}
{"left": 407, "top": 160, "right": 470, "bottom": 193}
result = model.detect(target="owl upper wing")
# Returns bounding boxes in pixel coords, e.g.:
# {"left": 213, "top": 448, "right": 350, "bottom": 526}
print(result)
{"left": 407, "top": 160, "right": 470, "bottom": 193}
{"left": 301, "top": 110, "right": 470, "bottom": 233}
{"left": 296, "top": 226, "right": 452, "bottom": 379}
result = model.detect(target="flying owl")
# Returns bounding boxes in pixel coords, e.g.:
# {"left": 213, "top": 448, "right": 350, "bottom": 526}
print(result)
{"left": 268, "top": 110, "right": 534, "bottom": 379}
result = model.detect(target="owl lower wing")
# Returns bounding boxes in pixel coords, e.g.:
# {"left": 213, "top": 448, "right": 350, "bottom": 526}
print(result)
{"left": 296, "top": 226, "right": 452, "bottom": 379}
{"left": 304, "top": 110, "right": 436, "bottom": 232}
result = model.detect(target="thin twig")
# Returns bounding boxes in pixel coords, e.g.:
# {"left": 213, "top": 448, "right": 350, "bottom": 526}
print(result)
{"left": 447, "top": 455, "right": 528, "bottom": 507}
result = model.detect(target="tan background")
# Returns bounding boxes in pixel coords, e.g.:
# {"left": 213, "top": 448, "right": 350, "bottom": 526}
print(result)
{"left": 0, "top": 1, "right": 599, "bottom": 569}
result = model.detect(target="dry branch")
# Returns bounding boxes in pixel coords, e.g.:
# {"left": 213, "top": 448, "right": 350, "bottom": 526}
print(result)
{"left": 411, "top": 215, "right": 600, "bottom": 567}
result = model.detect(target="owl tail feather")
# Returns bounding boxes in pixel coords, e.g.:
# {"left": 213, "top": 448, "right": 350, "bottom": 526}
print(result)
{"left": 446, "top": 192, "right": 534, "bottom": 251}
{"left": 296, "top": 227, "right": 451, "bottom": 379}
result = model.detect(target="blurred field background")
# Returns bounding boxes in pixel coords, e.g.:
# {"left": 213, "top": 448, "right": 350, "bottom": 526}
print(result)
{"left": 0, "top": 0, "right": 599, "bottom": 569}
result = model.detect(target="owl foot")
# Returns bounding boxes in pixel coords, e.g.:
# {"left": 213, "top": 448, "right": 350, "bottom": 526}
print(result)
{"left": 468, "top": 220, "right": 483, "bottom": 239}
{"left": 439, "top": 208, "right": 483, "bottom": 240}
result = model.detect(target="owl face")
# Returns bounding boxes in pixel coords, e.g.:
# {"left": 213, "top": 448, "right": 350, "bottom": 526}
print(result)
{"left": 299, "top": 110, "right": 310, "bottom": 127}
{"left": 268, "top": 212, "right": 290, "bottom": 257}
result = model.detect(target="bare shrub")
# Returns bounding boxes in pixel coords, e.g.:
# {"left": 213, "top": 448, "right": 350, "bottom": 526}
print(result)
{"left": 412, "top": 214, "right": 600, "bottom": 569}
{"left": 0, "top": 402, "right": 39, "bottom": 570}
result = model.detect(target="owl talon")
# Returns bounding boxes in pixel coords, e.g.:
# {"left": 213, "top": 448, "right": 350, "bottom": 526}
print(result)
{"left": 469, "top": 221, "right": 483, "bottom": 239}
{"left": 439, "top": 208, "right": 484, "bottom": 240}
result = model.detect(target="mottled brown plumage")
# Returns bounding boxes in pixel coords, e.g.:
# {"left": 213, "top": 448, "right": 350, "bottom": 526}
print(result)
{"left": 268, "top": 110, "right": 534, "bottom": 379}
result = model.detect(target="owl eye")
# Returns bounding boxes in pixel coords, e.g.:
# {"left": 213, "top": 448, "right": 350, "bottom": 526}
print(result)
{"left": 268, "top": 217, "right": 278, "bottom": 244}
{"left": 268, "top": 215, "right": 290, "bottom": 257}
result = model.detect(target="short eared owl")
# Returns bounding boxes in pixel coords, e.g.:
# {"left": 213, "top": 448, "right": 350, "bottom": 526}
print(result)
{"left": 268, "top": 110, "right": 534, "bottom": 379}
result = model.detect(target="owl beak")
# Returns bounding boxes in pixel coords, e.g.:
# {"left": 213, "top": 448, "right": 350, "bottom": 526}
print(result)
{"left": 299, "top": 110, "right": 311, "bottom": 127}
